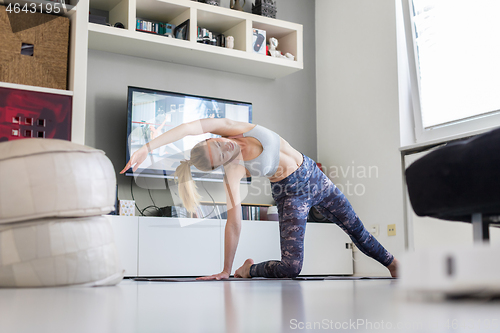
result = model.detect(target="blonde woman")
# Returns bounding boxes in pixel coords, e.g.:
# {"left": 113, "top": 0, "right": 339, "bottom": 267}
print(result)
{"left": 121, "top": 118, "right": 399, "bottom": 280}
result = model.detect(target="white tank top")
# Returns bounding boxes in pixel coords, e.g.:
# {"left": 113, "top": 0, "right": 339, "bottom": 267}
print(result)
{"left": 241, "top": 125, "right": 281, "bottom": 177}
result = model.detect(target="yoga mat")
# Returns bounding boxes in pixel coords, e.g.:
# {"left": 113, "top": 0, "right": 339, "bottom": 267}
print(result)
{"left": 134, "top": 277, "right": 320, "bottom": 282}
{"left": 133, "top": 276, "right": 394, "bottom": 282}
{"left": 325, "top": 276, "right": 395, "bottom": 280}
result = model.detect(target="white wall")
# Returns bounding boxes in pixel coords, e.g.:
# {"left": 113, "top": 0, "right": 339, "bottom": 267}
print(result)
{"left": 316, "top": 0, "right": 405, "bottom": 276}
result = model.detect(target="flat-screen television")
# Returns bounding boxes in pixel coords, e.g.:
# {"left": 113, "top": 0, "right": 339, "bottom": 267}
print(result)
{"left": 125, "top": 86, "right": 252, "bottom": 182}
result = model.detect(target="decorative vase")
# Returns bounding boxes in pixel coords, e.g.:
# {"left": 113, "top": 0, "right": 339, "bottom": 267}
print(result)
{"left": 230, "top": 0, "right": 246, "bottom": 11}
{"left": 226, "top": 36, "right": 234, "bottom": 49}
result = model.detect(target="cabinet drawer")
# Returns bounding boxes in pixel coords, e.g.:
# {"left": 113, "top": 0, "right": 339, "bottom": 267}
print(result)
{"left": 138, "top": 217, "right": 221, "bottom": 276}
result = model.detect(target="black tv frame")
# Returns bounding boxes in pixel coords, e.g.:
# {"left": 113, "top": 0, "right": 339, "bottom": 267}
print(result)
{"left": 125, "top": 86, "right": 252, "bottom": 183}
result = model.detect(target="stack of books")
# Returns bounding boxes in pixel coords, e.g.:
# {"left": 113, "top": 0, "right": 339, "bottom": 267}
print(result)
{"left": 241, "top": 205, "right": 269, "bottom": 221}
{"left": 136, "top": 19, "right": 175, "bottom": 37}
{"left": 170, "top": 204, "right": 272, "bottom": 221}
{"left": 197, "top": 27, "right": 225, "bottom": 47}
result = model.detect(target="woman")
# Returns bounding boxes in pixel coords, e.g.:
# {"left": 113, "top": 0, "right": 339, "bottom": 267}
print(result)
{"left": 121, "top": 118, "right": 399, "bottom": 280}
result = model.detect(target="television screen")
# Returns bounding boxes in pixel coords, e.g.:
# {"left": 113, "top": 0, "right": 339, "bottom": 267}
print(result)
{"left": 125, "top": 86, "right": 252, "bottom": 181}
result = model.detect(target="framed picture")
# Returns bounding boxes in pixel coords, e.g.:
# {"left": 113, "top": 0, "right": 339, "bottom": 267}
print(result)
{"left": 174, "top": 19, "right": 190, "bottom": 40}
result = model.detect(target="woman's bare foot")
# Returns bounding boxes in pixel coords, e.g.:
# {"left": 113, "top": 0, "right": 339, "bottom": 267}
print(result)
{"left": 387, "top": 258, "right": 399, "bottom": 278}
{"left": 234, "top": 259, "right": 254, "bottom": 278}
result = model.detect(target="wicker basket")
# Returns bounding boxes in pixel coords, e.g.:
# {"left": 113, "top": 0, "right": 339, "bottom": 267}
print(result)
{"left": 0, "top": 6, "right": 70, "bottom": 90}
{"left": 252, "top": 0, "right": 277, "bottom": 18}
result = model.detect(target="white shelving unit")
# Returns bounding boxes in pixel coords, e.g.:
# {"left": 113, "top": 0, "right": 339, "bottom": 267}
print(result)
{"left": 0, "top": 81, "right": 74, "bottom": 96}
{"left": 1, "top": 0, "right": 302, "bottom": 144}
{"left": 108, "top": 216, "right": 353, "bottom": 277}
{"left": 0, "top": 0, "right": 88, "bottom": 144}
{"left": 87, "top": 0, "right": 303, "bottom": 79}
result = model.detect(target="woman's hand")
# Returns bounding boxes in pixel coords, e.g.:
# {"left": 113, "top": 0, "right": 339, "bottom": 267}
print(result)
{"left": 196, "top": 271, "right": 230, "bottom": 281}
{"left": 120, "top": 145, "right": 149, "bottom": 174}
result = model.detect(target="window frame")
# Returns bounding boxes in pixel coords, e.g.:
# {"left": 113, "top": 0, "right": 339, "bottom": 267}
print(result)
{"left": 402, "top": 0, "right": 500, "bottom": 145}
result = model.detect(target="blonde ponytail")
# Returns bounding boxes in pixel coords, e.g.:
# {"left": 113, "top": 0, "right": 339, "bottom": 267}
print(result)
{"left": 173, "top": 140, "right": 214, "bottom": 214}
{"left": 174, "top": 160, "right": 201, "bottom": 214}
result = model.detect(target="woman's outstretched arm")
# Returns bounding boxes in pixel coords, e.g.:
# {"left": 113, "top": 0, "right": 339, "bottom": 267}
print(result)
{"left": 196, "top": 163, "right": 247, "bottom": 280}
{"left": 120, "top": 118, "right": 253, "bottom": 173}
{"left": 144, "top": 118, "right": 252, "bottom": 151}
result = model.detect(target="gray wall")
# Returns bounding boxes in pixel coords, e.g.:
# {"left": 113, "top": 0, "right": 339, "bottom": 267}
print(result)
{"left": 85, "top": 0, "right": 316, "bottom": 212}
{"left": 316, "top": 0, "right": 405, "bottom": 276}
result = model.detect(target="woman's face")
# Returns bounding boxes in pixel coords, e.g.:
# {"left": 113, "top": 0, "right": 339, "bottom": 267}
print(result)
{"left": 206, "top": 138, "right": 239, "bottom": 168}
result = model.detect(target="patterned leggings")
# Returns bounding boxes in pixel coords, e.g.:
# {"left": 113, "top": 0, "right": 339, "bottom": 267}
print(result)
{"left": 249, "top": 155, "right": 394, "bottom": 278}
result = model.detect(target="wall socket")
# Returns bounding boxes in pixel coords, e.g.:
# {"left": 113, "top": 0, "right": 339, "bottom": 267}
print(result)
{"left": 387, "top": 224, "right": 396, "bottom": 236}
{"left": 369, "top": 224, "right": 379, "bottom": 236}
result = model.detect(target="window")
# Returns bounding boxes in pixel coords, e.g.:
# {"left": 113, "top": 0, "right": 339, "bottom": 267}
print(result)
{"left": 407, "top": 0, "right": 500, "bottom": 142}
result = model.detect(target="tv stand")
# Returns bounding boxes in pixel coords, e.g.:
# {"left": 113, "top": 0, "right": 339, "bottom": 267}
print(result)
{"left": 107, "top": 216, "right": 353, "bottom": 277}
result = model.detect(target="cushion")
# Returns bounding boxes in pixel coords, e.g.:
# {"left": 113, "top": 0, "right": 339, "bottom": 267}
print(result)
{"left": 0, "top": 138, "right": 116, "bottom": 224}
{"left": 405, "top": 127, "right": 500, "bottom": 222}
{"left": 0, "top": 216, "right": 123, "bottom": 287}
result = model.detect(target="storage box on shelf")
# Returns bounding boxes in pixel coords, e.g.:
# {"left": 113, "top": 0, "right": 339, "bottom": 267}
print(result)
{"left": 0, "top": 0, "right": 86, "bottom": 144}
{"left": 0, "top": 4, "right": 70, "bottom": 90}
{"left": 87, "top": 0, "right": 302, "bottom": 79}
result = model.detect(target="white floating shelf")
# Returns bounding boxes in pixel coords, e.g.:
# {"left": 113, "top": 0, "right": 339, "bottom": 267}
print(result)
{"left": 87, "top": 0, "right": 303, "bottom": 79}
{"left": 0, "top": 81, "right": 74, "bottom": 96}
{"left": 89, "top": 23, "right": 301, "bottom": 79}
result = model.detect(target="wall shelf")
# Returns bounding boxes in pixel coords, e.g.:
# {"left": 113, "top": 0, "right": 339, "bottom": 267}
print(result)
{"left": 88, "top": 23, "right": 301, "bottom": 79}
{"left": 87, "top": 0, "right": 303, "bottom": 79}
{"left": 0, "top": 82, "right": 74, "bottom": 96}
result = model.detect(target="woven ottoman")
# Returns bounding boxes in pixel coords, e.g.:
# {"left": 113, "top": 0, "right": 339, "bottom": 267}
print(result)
{"left": 0, "top": 216, "right": 123, "bottom": 287}
{"left": 0, "top": 138, "right": 123, "bottom": 287}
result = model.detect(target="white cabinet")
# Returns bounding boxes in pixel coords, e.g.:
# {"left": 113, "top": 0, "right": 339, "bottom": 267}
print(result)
{"left": 223, "top": 220, "right": 281, "bottom": 275}
{"left": 138, "top": 217, "right": 221, "bottom": 276}
{"left": 224, "top": 220, "right": 354, "bottom": 276}
{"left": 301, "top": 223, "right": 353, "bottom": 275}
{"left": 108, "top": 215, "right": 139, "bottom": 276}
{"left": 108, "top": 216, "right": 353, "bottom": 277}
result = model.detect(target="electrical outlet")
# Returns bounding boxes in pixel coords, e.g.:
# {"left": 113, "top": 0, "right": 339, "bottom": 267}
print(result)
{"left": 387, "top": 224, "right": 396, "bottom": 236}
{"left": 369, "top": 224, "right": 379, "bottom": 236}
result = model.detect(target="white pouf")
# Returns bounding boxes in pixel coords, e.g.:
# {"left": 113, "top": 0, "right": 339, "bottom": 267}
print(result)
{"left": 0, "top": 139, "right": 116, "bottom": 224}
{"left": 0, "top": 216, "right": 123, "bottom": 287}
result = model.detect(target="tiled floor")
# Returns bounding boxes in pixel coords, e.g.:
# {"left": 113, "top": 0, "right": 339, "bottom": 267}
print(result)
{"left": 1, "top": 278, "right": 499, "bottom": 333}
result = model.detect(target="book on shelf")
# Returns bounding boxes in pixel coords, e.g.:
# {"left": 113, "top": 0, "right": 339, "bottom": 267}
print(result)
{"left": 197, "top": 26, "right": 226, "bottom": 47}
{"left": 160, "top": 204, "right": 272, "bottom": 221}
{"left": 136, "top": 18, "right": 175, "bottom": 37}
{"left": 192, "top": 203, "right": 271, "bottom": 221}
